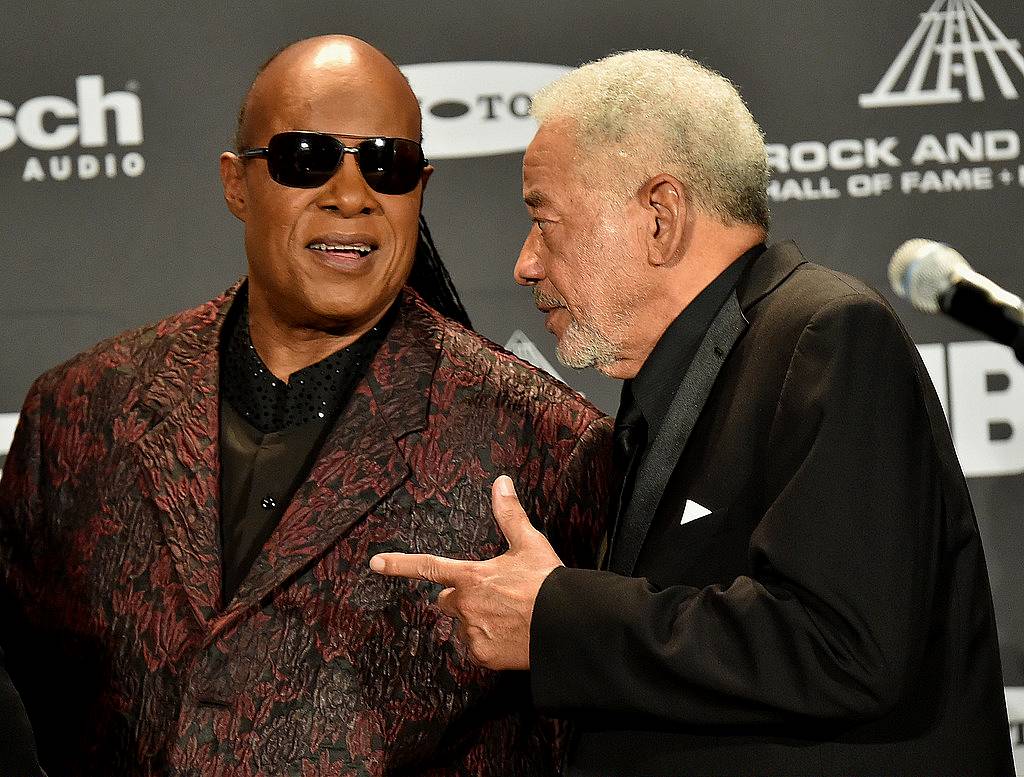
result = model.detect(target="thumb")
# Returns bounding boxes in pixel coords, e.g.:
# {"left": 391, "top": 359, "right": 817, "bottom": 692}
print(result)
{"left": 491, "top": 475, "right": 540, "bottom": 549}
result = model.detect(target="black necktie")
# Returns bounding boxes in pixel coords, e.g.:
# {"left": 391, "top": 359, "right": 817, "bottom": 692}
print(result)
{"left": 601, "top": 391, "right": 647, "bottom": 570}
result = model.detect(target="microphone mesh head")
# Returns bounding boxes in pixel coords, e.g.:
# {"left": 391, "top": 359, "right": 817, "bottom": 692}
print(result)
{"left": 888, "top": 239, "right": 969, "bottom": 313}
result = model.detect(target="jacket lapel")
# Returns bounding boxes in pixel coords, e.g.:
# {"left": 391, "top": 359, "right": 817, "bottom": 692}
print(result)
{"left": 133, "top": 287, "right": 238, "bottom": 627}
{"left": 609, "top": 241, "right": 808, "bottom": 575}
{"left": 609, "top": 292, "right": 748, "bottom": 575}
{"left": 216, "top": 291, "right": 441, "bottom": 628}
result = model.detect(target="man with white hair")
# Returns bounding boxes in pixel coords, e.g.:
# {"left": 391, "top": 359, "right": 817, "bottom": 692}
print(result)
{"left": 372, "top": 51, "right": 1012, "bottom": 775}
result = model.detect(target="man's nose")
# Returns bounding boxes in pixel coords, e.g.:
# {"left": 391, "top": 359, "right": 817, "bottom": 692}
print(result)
{"left": 514, "top": 231, "right": 545, "bottom": 286}
{"left": 314, "top": 153, "right": 379, "bottom": 217}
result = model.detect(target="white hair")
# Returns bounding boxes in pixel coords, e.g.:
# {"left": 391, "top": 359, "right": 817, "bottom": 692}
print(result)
{"left": 531, "top": 50, "right": 770, "bottom": 229}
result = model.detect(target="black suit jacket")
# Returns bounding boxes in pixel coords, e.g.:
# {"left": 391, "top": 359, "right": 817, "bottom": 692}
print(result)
{"left": 531, "top": 242, "right": 1012, "bottom": 776}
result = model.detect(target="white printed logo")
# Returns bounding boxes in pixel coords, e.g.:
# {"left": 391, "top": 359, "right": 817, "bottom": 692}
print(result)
{"left": 400, "top": 62, "right": 571, "bottom": 159}
{"left": 918, "top": 341, "right": 1024, "bottom": 478}
{"left": 859, "top": 0, "right": 1024, "bottom": 108}
{"left": 505, "top": 330, "right": 564, "bottom": 382}
{"left": 0, "top": 75, "right": 145, "bottom": 182}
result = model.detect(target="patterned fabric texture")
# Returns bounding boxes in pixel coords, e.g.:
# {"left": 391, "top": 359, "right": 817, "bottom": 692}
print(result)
{"left": 0, "top": 284, "right": 612, "bottom": 776}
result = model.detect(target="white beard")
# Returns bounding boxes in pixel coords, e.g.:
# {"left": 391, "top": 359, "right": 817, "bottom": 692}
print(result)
{"left": 555, "top": 315, "right": 619, "bottom": 370}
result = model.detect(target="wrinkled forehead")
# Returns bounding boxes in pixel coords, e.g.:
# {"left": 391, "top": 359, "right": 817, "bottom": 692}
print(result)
{"left": 246, "top": 65, "right": 422, "bottom": 144}
{"left": 522, "top": 120, "right": 591, "bottom": 191}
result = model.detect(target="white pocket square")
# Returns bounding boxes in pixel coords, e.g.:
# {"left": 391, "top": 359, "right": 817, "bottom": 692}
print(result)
{"left": 681, "top": 500, "right": 713, "bottom": 525}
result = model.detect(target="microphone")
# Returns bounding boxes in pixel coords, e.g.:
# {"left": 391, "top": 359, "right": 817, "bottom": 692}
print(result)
{"left": 888, "top": 239, "right": 1024, "bottom": 362}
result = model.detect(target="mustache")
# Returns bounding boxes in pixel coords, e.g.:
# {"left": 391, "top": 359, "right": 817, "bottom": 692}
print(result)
{"left": 532, "top": 287, "right": 565, "bottom": 309}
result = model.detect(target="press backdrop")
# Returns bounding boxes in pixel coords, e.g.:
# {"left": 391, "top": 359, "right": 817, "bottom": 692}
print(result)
{"left": 3, "top": 0, "right": 1024, "bottom": 739}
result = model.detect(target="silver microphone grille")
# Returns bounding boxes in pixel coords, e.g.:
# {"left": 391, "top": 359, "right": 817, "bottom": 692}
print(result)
{"left": 888, "top": 239, "right": 970, "bottom": 313}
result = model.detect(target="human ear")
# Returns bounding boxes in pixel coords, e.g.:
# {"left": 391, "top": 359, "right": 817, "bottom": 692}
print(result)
{"left": 641, "top": 174, "right": 687, "bottom": 266}
{"left": 219, "top": 152, "right": 247, "bottom": 222}
{"left": 420, "top": 164, "right": 434, "bottom": 193}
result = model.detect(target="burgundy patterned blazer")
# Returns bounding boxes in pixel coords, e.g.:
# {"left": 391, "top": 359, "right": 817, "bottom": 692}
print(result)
{"left": 0, "top": 284, "right": 612, "bottom": 776}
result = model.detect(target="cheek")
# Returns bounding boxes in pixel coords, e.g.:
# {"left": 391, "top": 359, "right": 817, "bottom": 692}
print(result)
{"left": 376, "top": 199, "right": 422, "bottom": 288}
{"left": 258, "top": 204, "right": 317, "bottom": 272}
{"left": 246, "top": 188, "right": 307, "bottom": 245}
{"left": 382, "top": 198, "right": 422, "bottom": 244}
{"left": 556, "top": 247, "right": 623, "bottom": 318}
{"left": 245, "top": 220, "right": 296, "bottom": 284}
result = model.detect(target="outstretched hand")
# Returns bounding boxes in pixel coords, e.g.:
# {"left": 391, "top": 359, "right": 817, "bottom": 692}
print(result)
{"left": 369, "top": 475, "right": 562, "bottom": 670}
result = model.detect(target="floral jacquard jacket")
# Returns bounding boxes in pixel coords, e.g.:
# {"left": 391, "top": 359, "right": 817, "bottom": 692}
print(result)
{"left": 0, "top": 284, "right": 612, "bottom": 776}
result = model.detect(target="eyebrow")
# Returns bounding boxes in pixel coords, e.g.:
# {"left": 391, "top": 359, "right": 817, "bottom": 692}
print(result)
{"left": 523, "top": 190, "right": 551, "bottom": 210}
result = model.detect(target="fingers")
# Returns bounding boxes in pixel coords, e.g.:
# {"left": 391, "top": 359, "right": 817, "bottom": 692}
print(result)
{"left": 490, "top": 475, "right": 541, "bottom": 549}
{"left": 370, "top": 552, "right": 476, "bottom": 588}
{"left": 437, "top": 587, "right": 458, "bottom": 618}
{"left": 434, "top": 590, "right": 488, "bottom": 666}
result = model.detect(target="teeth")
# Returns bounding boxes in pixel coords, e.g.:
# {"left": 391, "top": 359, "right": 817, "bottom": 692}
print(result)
{"left": 308, "top": 243, "right": 372, "bottom": 255}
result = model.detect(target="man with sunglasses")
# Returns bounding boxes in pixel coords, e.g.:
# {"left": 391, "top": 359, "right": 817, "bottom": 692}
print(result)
{"left": 0, "top": 35, "right": 610, "bottom": 775}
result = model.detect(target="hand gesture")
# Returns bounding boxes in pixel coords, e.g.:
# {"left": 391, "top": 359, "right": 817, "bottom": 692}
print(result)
{"left": 370, "top": 476, "right": 562, "bottom": 669}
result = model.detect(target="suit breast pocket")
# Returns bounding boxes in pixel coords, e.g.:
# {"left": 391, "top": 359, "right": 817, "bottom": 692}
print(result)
{"left": 641, "top": 505, "right": 749, "bottom": 588}
{"left": 677, "top": 506, "right": 730, "bottom": 540}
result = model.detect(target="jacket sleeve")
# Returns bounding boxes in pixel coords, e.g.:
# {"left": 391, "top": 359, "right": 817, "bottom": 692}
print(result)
{"left": 530, "top": 294, "right": 950, "bottom": 725}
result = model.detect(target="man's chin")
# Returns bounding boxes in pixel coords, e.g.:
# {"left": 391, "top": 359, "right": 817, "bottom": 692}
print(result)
{"left": 291, "top": 276, "right": 403, "bottom": 327}
{"left": 554, "top": 332, "right": 617, "bottom": 372}
{"left": 263, "top": 291, "right": 387, "bottom": 336}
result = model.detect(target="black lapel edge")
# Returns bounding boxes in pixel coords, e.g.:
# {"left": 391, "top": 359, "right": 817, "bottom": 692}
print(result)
{"left": 611, "top": 291, "right": 748, "bottom": 575}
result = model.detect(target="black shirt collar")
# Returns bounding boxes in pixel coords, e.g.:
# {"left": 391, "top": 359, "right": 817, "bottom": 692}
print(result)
{"left": 622, "top": 243, "right": 766, "bottom": 442}
{"left": 221, "top": 288, "right": 395, "bottom": 434}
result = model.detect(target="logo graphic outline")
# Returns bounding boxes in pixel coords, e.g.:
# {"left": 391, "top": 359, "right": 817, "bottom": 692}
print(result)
{"left": 859, "top": 0, "right": 1024, "bottom": 108}
{"left": 400, "top": 62, "right": 571, "bottom": 159}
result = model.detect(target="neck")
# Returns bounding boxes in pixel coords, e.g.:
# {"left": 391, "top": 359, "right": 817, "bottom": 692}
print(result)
{"left": 603, "top": 221, "right": 764, "bottom": 380}
{"left": 246, "top": 294, "right": 391, "bottom": 382}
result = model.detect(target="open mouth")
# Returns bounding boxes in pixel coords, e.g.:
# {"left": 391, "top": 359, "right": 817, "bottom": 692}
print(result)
{"left": 306, "top": 241, "right": 375, "bottom": 257}
{"left": 305, "top": 233, "right": 381, "bottom": 269}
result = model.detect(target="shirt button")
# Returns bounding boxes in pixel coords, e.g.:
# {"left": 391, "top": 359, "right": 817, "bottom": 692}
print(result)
{"left": 261, "top": 496, "right": 277, "bottom": 510}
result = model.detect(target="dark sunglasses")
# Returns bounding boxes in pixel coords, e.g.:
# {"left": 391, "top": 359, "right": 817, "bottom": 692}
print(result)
{"left": 238, "top": 130, "right": 427, "bottom": 194}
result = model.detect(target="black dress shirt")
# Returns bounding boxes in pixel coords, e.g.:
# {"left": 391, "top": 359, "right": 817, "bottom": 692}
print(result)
{"left": 622, "top": 244, "right": 765, "bottom": 440}
{"left": 218, "top": 291, "right": 393, "bottom": 602}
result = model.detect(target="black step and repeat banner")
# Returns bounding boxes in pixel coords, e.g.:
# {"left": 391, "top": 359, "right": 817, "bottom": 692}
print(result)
{"left": 3, "top": 0, "right": 1024, "bottom": 751}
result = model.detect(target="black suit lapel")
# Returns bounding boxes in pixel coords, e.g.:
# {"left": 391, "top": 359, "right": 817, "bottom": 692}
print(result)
{"left": 609, "top": 291, "right": 748, "bottom": 575}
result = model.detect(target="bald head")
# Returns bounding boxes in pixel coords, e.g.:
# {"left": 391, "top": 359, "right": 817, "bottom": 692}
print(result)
{"left": 235, "top": 35, "right": 421, "bottom": 151}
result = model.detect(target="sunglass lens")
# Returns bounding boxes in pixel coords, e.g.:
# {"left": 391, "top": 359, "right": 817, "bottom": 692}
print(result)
{"left": 357, "top": 138, "right": 424, "bottom": 195}
{"left": 267, "top": 132, "right": 341, "bottom": 188}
